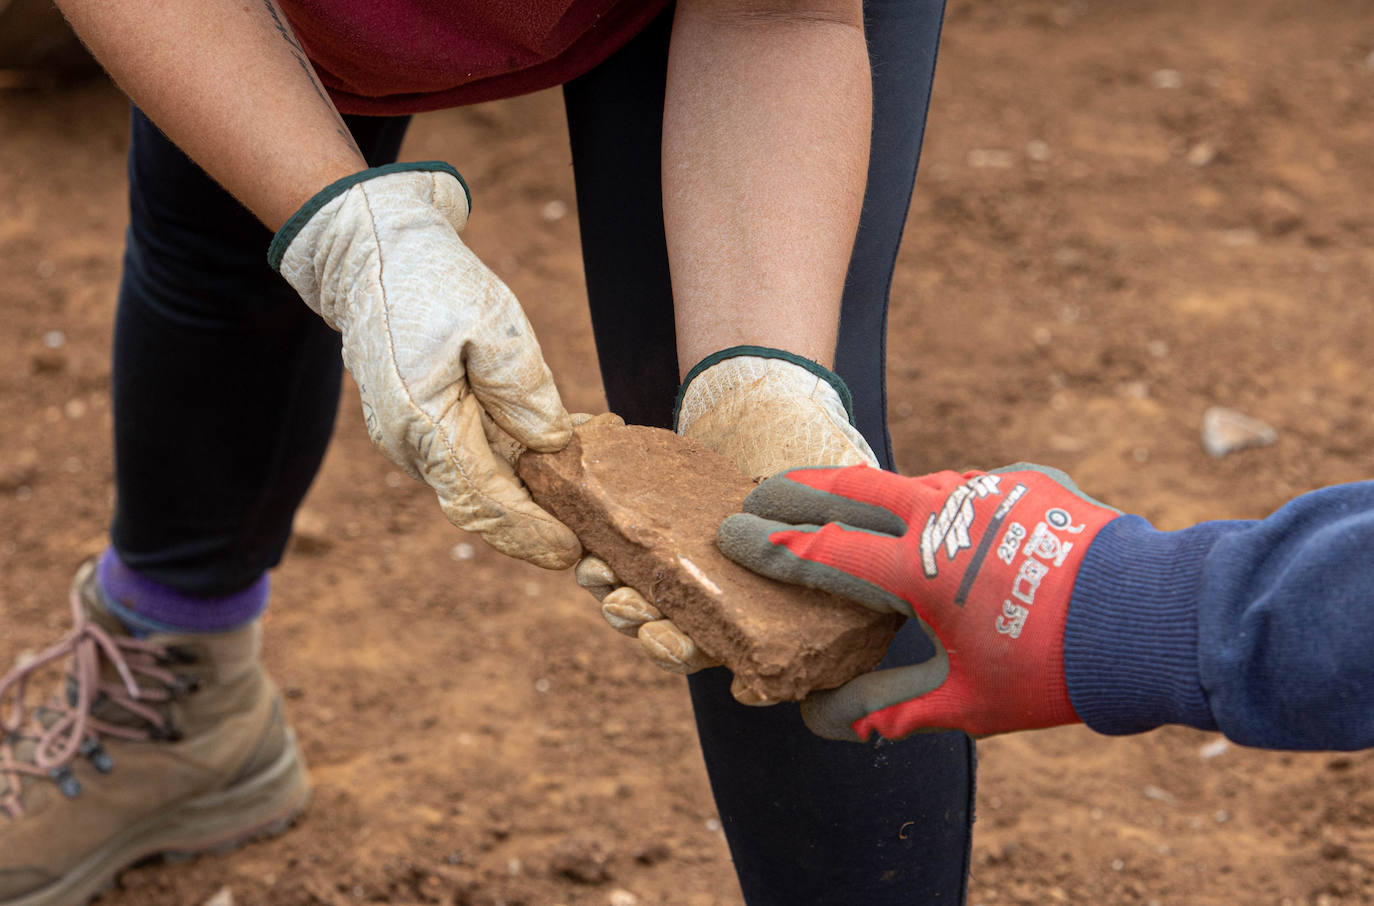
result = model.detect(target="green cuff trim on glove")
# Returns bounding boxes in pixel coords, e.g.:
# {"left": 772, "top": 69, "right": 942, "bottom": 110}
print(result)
{"left": 266, "top": 161, "right": 470, "bottom": 271}
{"left": 671, "top": 345, "right": 857, "bottom": 432}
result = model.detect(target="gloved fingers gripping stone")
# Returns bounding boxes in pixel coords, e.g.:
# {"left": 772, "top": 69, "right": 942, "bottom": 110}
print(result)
{"left": 637, "top": 619, "right": 720, "bottom": 674}
{"left": 436, "top": 394, "right": 581, "bottom": 570}
{"left": 742, "top": 467, "right": 911, "bottom": 535}
{"left": 570, "top": 412, "right": 626, "bottom": 429}
{"left": 801, "top": 652, "right": 952, "bottom": 742}
{"left": 575, "top": 555, "right": 620, "bottom": 602}
{"left": 601, "top": 586, "right": 663, "bottom": 635}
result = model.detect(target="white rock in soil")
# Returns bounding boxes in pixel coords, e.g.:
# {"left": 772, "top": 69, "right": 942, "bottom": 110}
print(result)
{"left": 1201, "top": 406, "right": 1276, "bottom": 458}
{"left": 202, "top": 888, "right": 234, "bottom": 906}
{"left": 1187, "top": 142, "right": 1217, "bottom": 167}
{"left": 1200, "top": 738, "right": 1231, "bottom": 759}
{"left": 609, "top": 890, "right": 640, "bottom": 906}
{"left": 1143, "top": 785, "right": 1177, "bottom": 804}
{"left": 967, "top": 148, "right": 1015, "bottom": 169}
{"left": 1150, "top": 68, "right": 1183, "bottom": 89}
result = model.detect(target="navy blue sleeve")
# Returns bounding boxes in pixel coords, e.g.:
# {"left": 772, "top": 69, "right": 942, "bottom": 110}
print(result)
{"left": 1063, "top": 481, "right": 1374, "bottom": 751}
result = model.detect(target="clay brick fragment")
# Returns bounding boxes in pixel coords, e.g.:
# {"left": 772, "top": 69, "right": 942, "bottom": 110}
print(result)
{"left": 517, "top": 422, "right": 901, "bottom": 702}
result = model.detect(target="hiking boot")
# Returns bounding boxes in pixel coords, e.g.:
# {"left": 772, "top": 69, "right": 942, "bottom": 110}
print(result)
{"left": 0, "top": 560, "right": 310, "bottom": 906}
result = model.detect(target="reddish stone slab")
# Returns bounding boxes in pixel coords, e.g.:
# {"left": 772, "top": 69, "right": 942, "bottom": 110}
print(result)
{"left": 517, "top": 422, "right": 901, "bottom": 702}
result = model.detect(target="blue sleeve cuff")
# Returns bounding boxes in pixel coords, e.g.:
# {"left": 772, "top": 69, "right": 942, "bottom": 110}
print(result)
{"left": 1064, "top": 516, "right": 1237, "bottom": 736}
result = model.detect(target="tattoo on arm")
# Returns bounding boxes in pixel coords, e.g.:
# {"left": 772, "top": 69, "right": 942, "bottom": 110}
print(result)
{"left": 259, "top": 0, "right": 363, "bottom": 158}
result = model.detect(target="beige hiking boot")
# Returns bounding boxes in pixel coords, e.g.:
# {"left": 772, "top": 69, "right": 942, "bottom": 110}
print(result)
{"left": 0, "top": 560, "right": 310, "bottom": 906}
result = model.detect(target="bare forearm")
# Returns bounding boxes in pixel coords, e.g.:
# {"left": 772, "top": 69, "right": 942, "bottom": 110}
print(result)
{"left": 56, "top": 0, "right": 365, "bottom": 230}
{"left": 663, "top": 0, "right": 871, "bottom": 376}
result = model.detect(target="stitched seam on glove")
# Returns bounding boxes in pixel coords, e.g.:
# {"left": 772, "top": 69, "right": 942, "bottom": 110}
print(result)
{"left": 356, "top": 182, "right": 530, "bottom": 523}
{"left": 362, "top": 179, "right": 567, "bottom": 531}
{"left": 672, "top": 344, "right": 856, "bottom": 431}
{"left": 267, "top": 161, "right": 469, "bottom": 270}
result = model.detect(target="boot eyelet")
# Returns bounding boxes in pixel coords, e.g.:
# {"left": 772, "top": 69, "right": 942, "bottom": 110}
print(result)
{"left": 49, "top": 766, "right": 82, "bottom": 798}
{"left": 80, "top": 738, "right": 115, "bottom": 774}
{"left": 173, "top": 674, "right": 203, "bottom": 698}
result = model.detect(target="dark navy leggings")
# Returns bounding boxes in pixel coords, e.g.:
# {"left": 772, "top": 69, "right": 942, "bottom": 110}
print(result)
{"left": 111, "top": 2, "right": 969, "bottom": 902}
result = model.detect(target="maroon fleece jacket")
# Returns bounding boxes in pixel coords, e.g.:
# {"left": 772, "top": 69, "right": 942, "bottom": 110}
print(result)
{"left": 280, "top": 0, "right": 671, "bottom": 114}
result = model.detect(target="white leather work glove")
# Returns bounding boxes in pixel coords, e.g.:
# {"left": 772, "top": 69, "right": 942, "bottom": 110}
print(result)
{"left": 578, "top": 347, "right": 879, "bottom": 702}
{"left": 270, "top": 163, "right": 581, "bottom": 569}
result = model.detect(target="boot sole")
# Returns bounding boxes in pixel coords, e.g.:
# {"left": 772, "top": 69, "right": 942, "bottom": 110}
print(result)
{"left": 3, "top": 729, "right": 311, "bottom": 906}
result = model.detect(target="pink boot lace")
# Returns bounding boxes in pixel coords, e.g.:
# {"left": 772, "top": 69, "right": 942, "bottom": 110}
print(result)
{"left": 0, "top": 583, "right": 181, "bottom": 818}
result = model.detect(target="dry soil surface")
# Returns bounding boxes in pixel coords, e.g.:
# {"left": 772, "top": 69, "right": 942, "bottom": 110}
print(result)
{"left": 2, "top": 1, "right": 1373, "bottom": 904}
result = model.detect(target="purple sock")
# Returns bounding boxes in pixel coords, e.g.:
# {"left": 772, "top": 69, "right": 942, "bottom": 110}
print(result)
{"left": 96, "top": 549, "right": 268, "bottom": 634}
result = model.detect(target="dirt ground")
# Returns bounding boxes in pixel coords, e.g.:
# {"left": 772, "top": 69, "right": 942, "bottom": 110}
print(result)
{"left": 3, "top": 1, "right": 1374, "bottom": 904}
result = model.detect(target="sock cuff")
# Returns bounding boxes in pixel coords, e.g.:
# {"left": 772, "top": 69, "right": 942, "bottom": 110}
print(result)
{"left": 97, "top": 549, "right": 268, "bottom": 634}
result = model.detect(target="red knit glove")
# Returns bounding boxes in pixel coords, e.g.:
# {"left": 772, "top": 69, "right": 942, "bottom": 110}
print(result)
{"left": 717, "top": 463, "right": 1119, "bottom": 740}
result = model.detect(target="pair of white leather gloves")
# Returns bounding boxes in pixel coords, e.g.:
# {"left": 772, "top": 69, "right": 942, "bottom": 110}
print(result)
{"left": 270, "top": 164, "right": 877, "bottom": 702}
